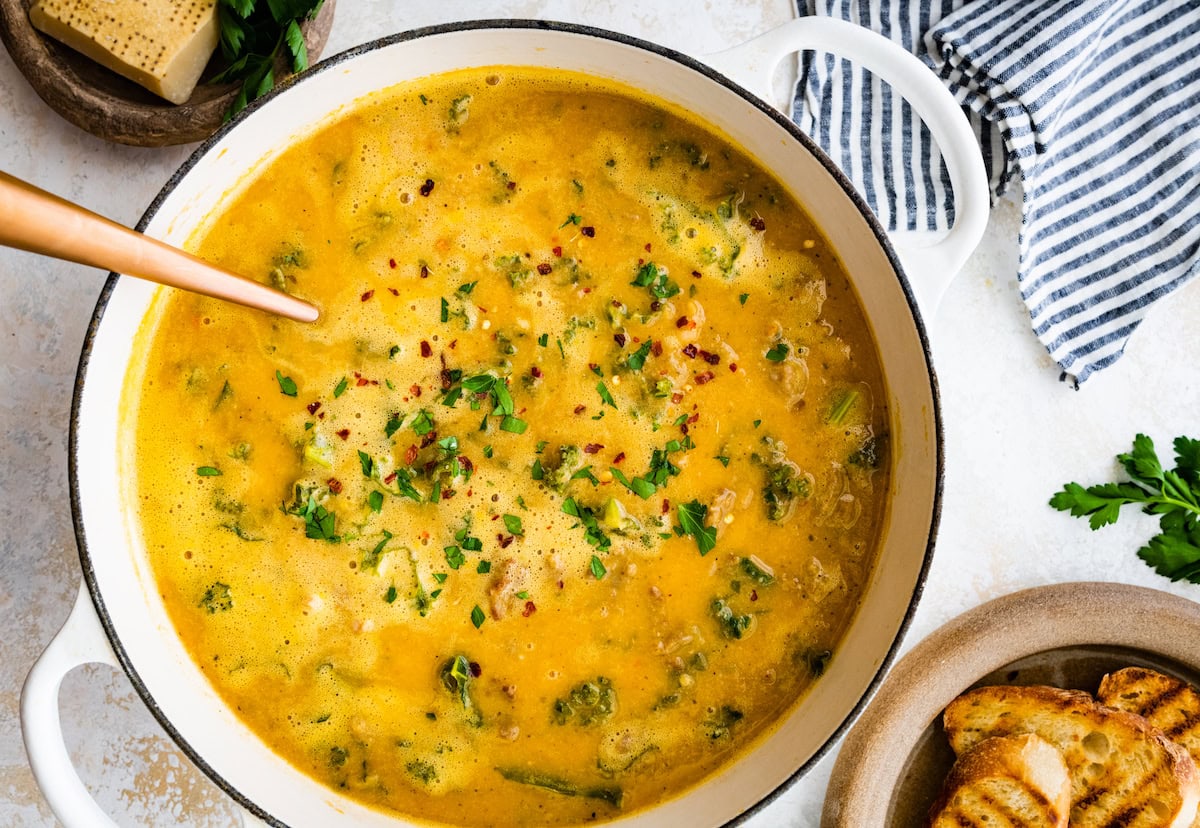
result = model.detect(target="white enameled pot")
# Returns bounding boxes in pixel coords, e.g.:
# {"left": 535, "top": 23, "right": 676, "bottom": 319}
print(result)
{"left": 23, "top": 19, "right": 989, "bottom": 827}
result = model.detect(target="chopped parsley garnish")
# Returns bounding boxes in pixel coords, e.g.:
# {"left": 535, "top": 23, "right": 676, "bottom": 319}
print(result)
{"left": 275, "top": 370, "right": 298, "bottom": 397}
{"left": 440, "top": 297, "right": 450, "bottom": 323}
{"left": 286, "top": 486, "right": 339, "bottom": 542}
{"left": 476, "top": 560, "right": 492, "bottom": 574}
{"left": 626, "top": 340, "right": 653, "bottom": 371}
{"left": 411, "top": 410, "right": 435, "bottom": 436}
{"left": 384, "top": 585, "right": 398, "bottom": 603}
{"left": 445, "top": 545, "right": 466, "bottom": 570}
{"left": 538, "top": 333, "right": 549, "bottom": 347}
{"left": 610, "top": 466, "right": 656, "bottom": 500}
{"left": 597, "top": 381, "right": 616, "bottom": 409}
{"left": 333, "top": 376, "right": 349, "bottom": 398}
{"left": 196, "top": 465, "right": 222, "bottom": 477}
{"left": 562, "top": 498, "right": 611, "bottom": 551}
{"left": 559, "top": 213, "right": 583, "bottom": 228}
{"left": 502, "top": 514, "right": 524, "bottom": 535}
{"left": 715, "top": 455, "right": 731, "bottom": 467}
{"left": 483, "top": 445, "right": 494, "bottom": 458}
{"left": 458, "top": 281, "right": 477, "bottom": 295}
{"left": 631, "top": 262, "right": 680, "bottom": 299}
{"left": 368, "top": 490, "right": 384, "bottom": 513}
{"left": 199, "top": 582, "right": 233, "bottom": 613}
{"left": 739, "top": 293, "right": 749, "bottom": 305}
{"left": 470, "top": 605, "right": 486, "bottom": 628}
{"left": 357, "top": 450, "right": 374, "bottom": 477}
{"left": 589, "top": 555, "right": 607, "bottom": 580}
{"left": 678, "top": 499, "right": 716, "bottom": 555}
{"left": 500, "top": 416, "right": 528, "bottom": 434}
{"left": 764, "top": 343, "right": 789, "bottom": 362}
{"left": 385, "top": 414, "right": 404, "bottom": 437}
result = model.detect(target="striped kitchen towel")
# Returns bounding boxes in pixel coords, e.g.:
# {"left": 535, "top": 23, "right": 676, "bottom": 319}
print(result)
{"left": 793, "top": 0, "right": 1200, "bottom": 385}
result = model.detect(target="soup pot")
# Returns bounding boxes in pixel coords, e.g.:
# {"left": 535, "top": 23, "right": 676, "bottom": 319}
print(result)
{"left": 22, "top": 18, "right": 988, "bottom": 827}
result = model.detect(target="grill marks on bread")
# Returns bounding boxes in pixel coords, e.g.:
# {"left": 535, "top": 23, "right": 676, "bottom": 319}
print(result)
{"left": 943, "top": 685, "right": 1200, "bottom": 828}
{"left": 1099, "top": 668, "right": 1200, "bottom": 828}
{"left": 927, "top": 733, "right": 1070, "bottom": 828}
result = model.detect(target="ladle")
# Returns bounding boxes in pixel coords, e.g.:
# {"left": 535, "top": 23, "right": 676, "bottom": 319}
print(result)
{"left": 0, "top": 170, "right": 319, "bottom": 322}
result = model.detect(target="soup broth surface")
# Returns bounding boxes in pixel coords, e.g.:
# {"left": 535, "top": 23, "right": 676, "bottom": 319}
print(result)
{"left": 125, "top": 67, "right": 889, "bottom": 825}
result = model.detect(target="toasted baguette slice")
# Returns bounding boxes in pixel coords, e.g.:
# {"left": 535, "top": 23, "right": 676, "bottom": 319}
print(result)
{"left": 943, "top": 685, "right": 1200, "bottom": 828}
{"left": 1099, "top": 668, "right": 1200, "bottom": 828}
{"left": 927, "top": 733, "right": 1070, "bottom": 827}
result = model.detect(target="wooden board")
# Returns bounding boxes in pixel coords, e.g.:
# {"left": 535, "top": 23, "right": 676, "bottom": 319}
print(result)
{"left": 0, "top": 0, "right": 336, "bottom": 147}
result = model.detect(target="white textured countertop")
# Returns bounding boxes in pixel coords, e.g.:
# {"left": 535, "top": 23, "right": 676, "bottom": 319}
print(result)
{"left": 3, "top": 1, "right": 1199, "bottom": 826}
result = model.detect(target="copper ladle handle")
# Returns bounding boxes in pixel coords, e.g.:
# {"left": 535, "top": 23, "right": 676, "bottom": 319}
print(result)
{"left": 0, "top": 170, "right": 319, "bottom": 323}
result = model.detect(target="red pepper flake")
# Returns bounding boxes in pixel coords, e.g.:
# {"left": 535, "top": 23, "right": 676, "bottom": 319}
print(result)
{"left": 449, "top": 340, "right": 458, "bottom": 349}
{"left": 318, "top": 411, "right": 325, "bottom": 419}
{"left": 676, "top": 316, "right": 689, "bottom": 328}
{"left": 440, "top": 369, "right": 455, "bottom": 389}
{"left": 682, "top": 344, "right": 698, "bottom": 358}
{"left": 701, "top": 350, "right": 720, "bottom": 365}
{"left": 469, "top": 661, "right": 483, "bottom": 677}
{"left": 419, "top": 178, "right": 435, "bottom": 197}
{"left": 613, "top": 333, "right": 627, "bottom": 347}
{"left": 651, "top": 340, "right": 663, "bottom": 357}
{"left": 327, "top": 477, "right": 343, "bottom": 494}
{"left": 420, "top": 431, "right": 438, "bottom": 449}
{"left": 650, "top": 300, "right": 662, "bottom": 312}
{"left": 459, "top": 456, "right": 474, "bottom": 476}
{"left": 583, "top": 443, "right": 604, "bottom": 454}
{"left": 581, "top": 226, "right": 595, "bottom": 238}
{"left": 552, "top": 245, "right": 562, "bottom": 257}
{"left": 441, "top": 488, "right": 455, "bottom": 500}
{"left": 661, "top": 498, "right": 670, "bottom": 515}
{"left": 336, "top": 429, "right": 350, "bottom": 440}
{"left": 384, "top": 471, "right": 398, "bottom": 484}
{"left": 588, "top": 362, "right": 600, "bottom": 373}
{"left": 557, "top": 580, "right": 565, "bottom": 589}
{"left": 497, "top": 534, "right": 514, "bottom": 549}
{"left": 522, "top": 601, "right": 537, "bottom": 617}
{"left": 530, "top": 366, "right": 543, "bottom": 379}
{"left": 670, "top": 392, "right": 683, "bottom": 404}
{"left": 409, "top": 383, "right": 422, "bottom": 397}
{"left": 356, "top": 377, "right": 370, "bottom": 387}
{"left": 750, "top": 216, "right": 766, "bottom": 232}
{"left": 388, "top": 258, "right": 397, "bottom": 269}
{"left": 507, "top": 181, "right": 517, "bottom": 191}
{"left": 404, "top": 445, "right": 419, "bottom": 465}
{"left": 750, "top": 589, "right": 759, "bottom": 601}
{"left": 729, "top": 362, "right": 739, "bottom": 373}
{"left": 687, "top": 413, "right": 700, "bottom": 424}
{"left": 388, "top": 287, "right": 399, "bottom": 296}
{"left": 361, "top": 289, "right": 375, "bottom": 302}
{"left": 573, "top": 404, "right": 586, "bottom": 415}
{"left": 644, "top": 243, "right": 652, "bottom": 252}
{"left": 612, "top": 451, "right": 626, "bottom": 464}
{"left": 537, "top": 262, "right": 552, "bottom": 275}
{"left": 419, "top": 340, "right": 432, "bottom": 357}
{"left": 419, "top": 264, "right": 430, "bottom": 279}
{"left": 306, "top": 401, "right": 321, "bottom": 414}
{"left": 691, "top": 270, "right": 702, "bottom": 279}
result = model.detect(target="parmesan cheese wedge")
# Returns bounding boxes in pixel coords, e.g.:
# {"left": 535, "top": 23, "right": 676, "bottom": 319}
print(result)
{"left": 29, "top": 0, "right": 219, "bottom": 105}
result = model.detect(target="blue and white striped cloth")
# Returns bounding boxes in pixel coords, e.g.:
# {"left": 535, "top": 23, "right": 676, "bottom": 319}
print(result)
{"left": 793, "top": 0, "right": 1200, "bottom": 384}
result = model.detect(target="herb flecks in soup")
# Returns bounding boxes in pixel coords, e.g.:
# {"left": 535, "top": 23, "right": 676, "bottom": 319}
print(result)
{"left": 125, "top": 68, "right": 888, "bottom": 825}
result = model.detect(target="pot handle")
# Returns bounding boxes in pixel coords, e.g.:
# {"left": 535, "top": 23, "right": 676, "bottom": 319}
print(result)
{"left": 705, "top": 17, "right": 990, "bottom": 316}
{"left": 21, "top": 582, "right": 269, "bottom": 828}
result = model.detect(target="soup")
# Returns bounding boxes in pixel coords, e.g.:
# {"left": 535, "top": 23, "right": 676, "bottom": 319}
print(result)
{"left": 123, "top": 67, "right": 889, "bottom": 825}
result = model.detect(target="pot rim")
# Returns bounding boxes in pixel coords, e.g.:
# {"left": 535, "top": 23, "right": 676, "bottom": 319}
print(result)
{"left": 68, "top": 18, "right": 942, "bottom": 827}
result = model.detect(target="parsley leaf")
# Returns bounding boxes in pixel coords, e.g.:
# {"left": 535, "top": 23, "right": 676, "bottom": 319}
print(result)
{"left": 213, "top": 0, "right": 323, "bottom": 119}
{"left": 275, "top": 370, "right": 298, "bottom": 396}
{"left": 678, "top": 499, "right": 717, "bottom": 556}
{"left": 197, "top": 465, "right": 223, "bottom": 477}
{"left": 1051, "top": 434, "right": 1200, "bottom": 582}
{"left": 502, "top": 514, "right": 524, "bottom": 535}
{"left": 597, "top": 381, "right": 616, "bottom": 409}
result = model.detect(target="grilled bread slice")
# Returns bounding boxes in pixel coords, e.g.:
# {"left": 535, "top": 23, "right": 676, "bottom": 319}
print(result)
{"left": 1099, "top": 668, "right": 1200, "bottom": 828}
{"left": 943, "top": 685, "right": 1200, "bottom": 827}
{"left": 927, "top": 733, "right": 1070, "bottom": 827}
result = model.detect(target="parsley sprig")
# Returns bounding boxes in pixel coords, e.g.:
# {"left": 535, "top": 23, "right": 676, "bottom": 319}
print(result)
{"left": 214, "top": 0, "right": 324, "bottom": 118}
{"left": 1051, "top": 434, "right": 1200, "bottom": 583}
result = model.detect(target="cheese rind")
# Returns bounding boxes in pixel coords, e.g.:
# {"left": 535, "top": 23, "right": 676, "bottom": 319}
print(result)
{"left": 29, "top": 0, "right": 219, "bottom": 105}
